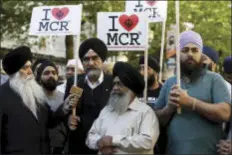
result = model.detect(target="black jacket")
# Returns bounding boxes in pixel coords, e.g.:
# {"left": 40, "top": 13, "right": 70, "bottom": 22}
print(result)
{"left": 64, "top": 74, "right": 113, "bottom": 154}
{"left": 0, "top": 82, "right": 65, "bottom": 154}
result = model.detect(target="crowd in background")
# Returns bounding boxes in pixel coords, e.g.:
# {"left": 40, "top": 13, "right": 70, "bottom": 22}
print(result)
{"left": 0, "top": 30, "right": 231, "bottom": 155}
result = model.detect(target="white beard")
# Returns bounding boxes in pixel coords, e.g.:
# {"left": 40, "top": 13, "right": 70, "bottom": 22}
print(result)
{"left": 87, "top": 69, "right": 101, "bottom": 82}
{"left": 107, "top": 90, "right": 132, "bottom": 115}
{"left": 9, "top": 72, "right": 48, "bottom": 119}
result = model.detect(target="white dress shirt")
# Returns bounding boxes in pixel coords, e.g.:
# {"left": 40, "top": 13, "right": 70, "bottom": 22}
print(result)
{"left": 86, "top": 97, "right": 160, "bottom": 154}
{"left": 57, "top": 71, "right": 104, "bottom": 94}
{"left": 57, "top": 80, "right": 67, "bottom": 94}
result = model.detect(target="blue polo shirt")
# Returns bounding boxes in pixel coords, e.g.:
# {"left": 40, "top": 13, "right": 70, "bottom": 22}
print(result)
{"left": 155, "top": 69, "right": 231, "bottom": 154}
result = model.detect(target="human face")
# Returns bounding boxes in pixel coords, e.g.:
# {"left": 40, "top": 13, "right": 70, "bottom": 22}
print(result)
{"left": 82, "top": 50, "right": 103, "bottom": 81}
{"left": 180, "top": 43, "right": 202, "bottom": 71}
{"left": 19, "top": 61, "right": 33, "bottom": 80}
{"left": 139, "top": 64, "right": 157, "bottom": 87}
{"left": 40, "top": 66, "right": 58, "bottom": 91}
{"left": 202, "top": 54, "right": 217, "bottom": 72}
{"left": 111, "top": 77, "right": 129, "bottom": 96}
{"left": 66, "top": 65, "right": 75, "bottom": 78}
{"left": 82, "top": 50, "right": 103, "bottom": 73}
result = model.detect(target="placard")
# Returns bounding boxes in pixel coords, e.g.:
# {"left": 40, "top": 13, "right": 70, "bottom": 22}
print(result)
{"left": 29, "top": 5, "right": 82, "bottom": 36}
{"left": 97, "top": 12, "right": 148, "bottom": 51}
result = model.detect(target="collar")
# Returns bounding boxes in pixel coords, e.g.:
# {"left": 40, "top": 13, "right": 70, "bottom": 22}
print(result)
{"left": 128, "top": 97, "right": 141, "bottom": 111}
{"left": 85, "top": 71, "right": 104, "bottom": 89}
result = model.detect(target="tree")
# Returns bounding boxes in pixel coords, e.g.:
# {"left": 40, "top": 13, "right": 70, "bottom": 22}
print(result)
{"left": 0, "top": 1, "right": 231, "bottom": 67}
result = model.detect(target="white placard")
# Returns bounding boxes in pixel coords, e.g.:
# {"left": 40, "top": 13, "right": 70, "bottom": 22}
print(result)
{"left": 29, "top": 5, "right": 82, "bottom": 36}
{"left": 125, "top": 0, "right": 167, "bottom": 23}
{"left": 97, "top": 12, "right": 148, "bottom": 51}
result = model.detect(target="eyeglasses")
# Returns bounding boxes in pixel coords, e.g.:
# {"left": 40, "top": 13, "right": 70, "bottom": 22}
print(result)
{"left": 43, "top": 70, "right": 57, "bottom": 76}
{"left": 82, "top": 55, "right": 100, "bottom": 63}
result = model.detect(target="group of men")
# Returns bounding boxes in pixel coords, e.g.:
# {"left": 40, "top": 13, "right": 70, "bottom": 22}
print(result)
{"left": 0, "top": 30, "right": 231, "bottom": 155}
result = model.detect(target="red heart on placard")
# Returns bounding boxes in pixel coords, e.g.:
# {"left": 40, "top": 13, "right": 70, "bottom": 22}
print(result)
{"left": 146, "top": 0, "right": 157, "bottom": 6}
{"left": 119, "top": 14, "right": 139, "bottom": 32}
{"left": 52, "top": 7, "right": 69, "bottom": 20}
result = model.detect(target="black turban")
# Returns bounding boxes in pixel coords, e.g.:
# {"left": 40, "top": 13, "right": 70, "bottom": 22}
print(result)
{"left": 2, "top": 46, "right": 32, "bottom": 75}
{"left": 32, "top": 58, "right": 50, "bottom": 73}
{"left": 223, "top": 56, "right": 232, "bottom": 73}
{"left": 79, "top": 38, "right": 108, "bottom": 62}
{"left": 139, "top": 55, "right": 160, "bottom": 73}
{"left": 36, "top": 60, "right": 58, "bottom": 82}
{"left": 113, "top": 61, "right": 145, "bottom": 95}
{"left": 203, "top": 46, "right": 219, "bottom": 64}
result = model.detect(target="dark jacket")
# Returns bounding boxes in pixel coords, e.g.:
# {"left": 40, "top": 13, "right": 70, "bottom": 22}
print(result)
{"left": 0, "top": 82, "right": 65, "bottom": 154}
{"left": 64, "top": 74, "right": 113, "bottom": 154}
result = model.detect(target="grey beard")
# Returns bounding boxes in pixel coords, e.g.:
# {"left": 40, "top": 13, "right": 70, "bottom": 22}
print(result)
{"left": 107, "top": 91, "right": 131, "bottom": 115}
{"left": 9, "top": 72, "right": 48, "bottom": 118}
{"left": 87, "top": 69, "right": 101, "bottom": 82}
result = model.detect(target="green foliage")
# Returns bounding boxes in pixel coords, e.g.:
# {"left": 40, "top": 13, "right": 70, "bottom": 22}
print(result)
{"left": 0, "top": 1, "right": 231, "bottom": 67}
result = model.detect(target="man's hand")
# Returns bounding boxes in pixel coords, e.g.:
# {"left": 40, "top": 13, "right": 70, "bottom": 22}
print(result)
{"left": 169, "top": 85, "right": 193, "bottom": 109}
{"left": 100, "top": 147, "right": 117, "bottom": 155}
{"left": 97, "top": 136, "right": 113, "bottom": 150}
{"left": 167, "top": 93, "right": 179, "bottom": 110}
{"left": 68, "top": 115, "right": 80, "bottom": 130}
{"left": 217, "top": 140, "right": 232, "bottom": 155}
{"left": 63, "top": 94, "right": 80, "bottom": 112}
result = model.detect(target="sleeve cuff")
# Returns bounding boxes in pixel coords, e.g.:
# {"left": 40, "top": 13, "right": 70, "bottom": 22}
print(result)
{"left": 112, "top": 135, "right": 124, "bottom": 146}
{"left": 94, "top": 136, "right": 102, "bottom": 150}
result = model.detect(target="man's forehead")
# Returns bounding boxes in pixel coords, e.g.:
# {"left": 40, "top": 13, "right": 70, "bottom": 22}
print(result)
{"left": 184, "top": 43, "right": 199, "bottom": 48}
{"left": 202, "top": 53, "right": 211, "bottom": 61}
{"left": 139, "top": 64, "right": 153, "bottom": 70}
{"left": 84, "top": 49, "right": 99, "bottom": 57}
{"left": 67, "top": 64, "right": 75, "bottom": 68}
{"left": 43, "top": 66, "right": 56, "bottom": 72}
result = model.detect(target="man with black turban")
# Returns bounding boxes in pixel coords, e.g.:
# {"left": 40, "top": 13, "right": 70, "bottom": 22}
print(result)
{"left": 138, "top": 55, "right": 162, "bottom": 107}
{"left": 84, "top": 61, "right": 159, "bottom": 154}
{"left": 0, "top": 46, "right": 78, "bottom": 154}
{"left": 32, "top": 58, "right": 50, "bottom": 77}
{"left": 202, "top": 46, "right": 219, "bottom": 72}
{"left": 35, "top": 60, "right": 67, "bottom": 154}
{"left": 138, "top": 55, "right": 167, "bottom": 154}
{"left": 65, "top": 38, "right": 113, "bottom": 154}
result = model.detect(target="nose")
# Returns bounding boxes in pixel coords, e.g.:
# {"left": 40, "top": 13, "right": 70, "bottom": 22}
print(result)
{"left": 188, "top": 51, "right": 194, "bottom": 57}
{"left": 88, "top": 58, "right": 94, "bottom": 65}
{"left": 27, "top": 68, "right": 33, "bottom": 75}
{"left": 112, "top": 84, "right": 120, "bottom": 92}
{"left": 48, "top": 72, "right": 56, "bottom": 78}
{"left": 67, "top": 70, "right": 74, "bottom": 75}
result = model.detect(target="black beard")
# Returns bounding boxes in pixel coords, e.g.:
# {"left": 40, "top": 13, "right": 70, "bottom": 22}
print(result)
{"left": 181, "top": 58, "right": 204, "bottom": 81}
{"left": 147, "top": 74, "right": 155, "bottom": 88}
{"left": 224, "top": 73, "right": 232, "bottom": 84}
{"left": 41, "top": 78, "right": 57, "bottom": 91}
{"left": 206, "top": 63, "right": 213, "bottom": 71}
